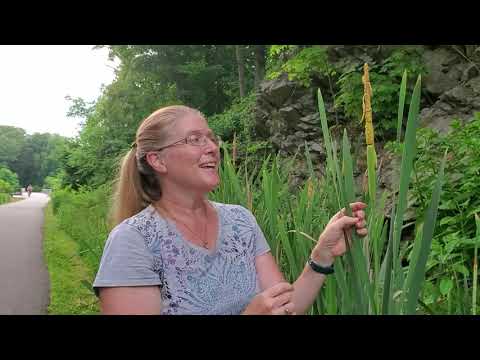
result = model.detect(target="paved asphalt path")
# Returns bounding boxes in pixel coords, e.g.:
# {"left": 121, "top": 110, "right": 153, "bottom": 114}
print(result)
{"left": 0, "top": 193, "right": 50, "bottom": 314}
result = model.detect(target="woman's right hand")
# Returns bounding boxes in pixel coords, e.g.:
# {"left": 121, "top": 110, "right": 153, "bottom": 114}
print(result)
{"left": 242, "top": 282, "right": 295, "bottom": 315}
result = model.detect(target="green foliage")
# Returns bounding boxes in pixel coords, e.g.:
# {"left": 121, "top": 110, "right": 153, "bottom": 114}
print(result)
{"left": 0, "top": 166, "right": 20, "bottom": 192}
{"left": 43, "top": 171, "right": 65, "bottom": 191}
{"left": 51, "top": 185, "right": 111, "bottom": 272}
{"left": 267, "top": 46, "right": 335, "bottom": 87}
{"left": 0, "top": 193, "right": 10, "bottom": 204}
{"left": 106, "top": 45, "right": 239, "bottom": 116}
{"left": 43, "top": 203, "right": 99, "bottom": 314}
{"left": 336, "top": 48, "right": 426, "bottom": 138}
{"left": 0, "top": 125, "right": 26, "bottom": 169}
{"left": 0, "top": 179, "right": 13, "bottom": 194}
{"left": 208, "top": 92, "right": 256, "bottom": 142}
{"left": 266, "top": 45, "right": 298, "bottom": 77}
{"left": 412, "top": 113, "right": 480, "bottom": 241}
{"left": 402, "top": 113, "right": 480, "bottom": 314}
{"left": 0, "top": 126, "right": 68, "bottom": 187}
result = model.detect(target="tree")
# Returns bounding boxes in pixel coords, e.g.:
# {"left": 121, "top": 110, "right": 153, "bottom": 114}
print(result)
{"left": 0, "top": 126, "right": 26, "bottom": 169}
{"left": 254, "top": 45, "right": 266, "bottom": 88}
{"left": 236, "top": 45, "right": 246, "bottom": 98}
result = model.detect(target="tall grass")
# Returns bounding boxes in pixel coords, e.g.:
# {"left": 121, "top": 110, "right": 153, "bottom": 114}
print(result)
{"left": 51, "top": 185, "right": 111, "bottom": 276}
{"left": 212, "top": 64, "right": 446, "bottom": 314}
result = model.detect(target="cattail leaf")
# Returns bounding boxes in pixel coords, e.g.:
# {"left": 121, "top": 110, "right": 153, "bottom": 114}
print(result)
{"left": 392, "top": 75, "right": 422, "bottom": 270}
{"left": 404, "top": 150, "right": 446, "bottom": 314}
{"left": 397, "top": 70, "right": 408, "bottom": 143}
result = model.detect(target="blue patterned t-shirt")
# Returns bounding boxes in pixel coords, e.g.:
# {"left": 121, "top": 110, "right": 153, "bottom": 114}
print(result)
{"left": 93, "top": 202, "right": 271, "bottom": 315}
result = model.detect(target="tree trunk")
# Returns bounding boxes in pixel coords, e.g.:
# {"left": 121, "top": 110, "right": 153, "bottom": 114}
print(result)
{"left": 254, "top": 45, "right": 266, "bottom": 88}
{"left": 235, "top": 45, "right": 246, "bottom": 98}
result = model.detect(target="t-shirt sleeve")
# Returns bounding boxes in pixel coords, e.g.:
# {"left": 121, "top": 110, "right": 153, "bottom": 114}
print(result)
{"left": 241, "top": 206, "right": 271, "bottom": 257}
{"left": 92, "top": 222, "right": 162, "bottom": 297}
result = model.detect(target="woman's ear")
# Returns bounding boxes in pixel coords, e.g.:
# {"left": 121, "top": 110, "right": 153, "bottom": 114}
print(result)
{"left": 145, "top": 152, "right": 167, "bottom": 174}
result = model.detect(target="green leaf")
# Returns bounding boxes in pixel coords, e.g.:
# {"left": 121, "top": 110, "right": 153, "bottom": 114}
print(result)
{"left": 453, "top": 263, "right": 470, "bottom": 277}
{"left": 440, "top": 278, "right": 453, "bottom": 296}
{"left": 397, "top": 70, "right": 408, "bottom": 142}
{"left": 439, "top": 216, "right": 456, "bottom": 226}
{"left": 392, "top": 75, "right": 422, "bottom": 273}
{"left": 404, "top": 149, "right": 446, "bottom": 314}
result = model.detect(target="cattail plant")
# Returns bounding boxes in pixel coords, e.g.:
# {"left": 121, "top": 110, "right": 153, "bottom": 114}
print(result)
{"left": 316, "top": 64, "right": 447, "bottom": 314}
{"left": 362, "top": 64, "right": 377, "bottom": 209}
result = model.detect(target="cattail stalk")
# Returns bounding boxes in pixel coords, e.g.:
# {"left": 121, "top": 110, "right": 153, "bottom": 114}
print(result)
{"left": 362, "top": 63, "right": 377, "bottom": 284}
{"left": 362, "top": 63, "right": 377, "bottom": 210}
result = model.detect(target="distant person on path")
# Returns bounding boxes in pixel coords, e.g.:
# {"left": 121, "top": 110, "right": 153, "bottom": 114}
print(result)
{"left": 93, "top": 105, "right": 368, "bottom": 315}
{"left": 27, "top": 184, "right": 33, "bottom": 197}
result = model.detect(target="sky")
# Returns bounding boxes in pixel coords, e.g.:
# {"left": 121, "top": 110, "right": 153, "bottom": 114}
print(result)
{"left": 0, "top": 45, "right": 119, "bottom": 138}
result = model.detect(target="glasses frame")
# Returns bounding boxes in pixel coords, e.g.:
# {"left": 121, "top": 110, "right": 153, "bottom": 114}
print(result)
{"left": 151, "top": 131, "right": 221, "bottom": 153}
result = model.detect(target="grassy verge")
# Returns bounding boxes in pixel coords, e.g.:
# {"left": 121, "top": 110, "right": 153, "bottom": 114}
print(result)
{"left": 43, "top": 202, "right": 100, "bottom": 314}
{"left": 0, "top": 193, "right": 10, "bottom": 204}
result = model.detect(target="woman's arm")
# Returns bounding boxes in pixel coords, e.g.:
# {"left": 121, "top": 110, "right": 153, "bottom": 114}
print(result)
{"left": 99, "top": 286, "right": 162, "bottom": 315}
{"left": 255, "top": 202, "right": 368, "bottom": 315}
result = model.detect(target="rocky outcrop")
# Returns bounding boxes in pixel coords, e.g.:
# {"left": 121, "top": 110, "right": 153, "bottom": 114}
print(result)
{"left": 254, "top": 73, "right": 330, "bottom": 164}
{"left": 253, "top": 44, "right": 480, "bottom": 196}
{"left": 419, "top": 46, "right": 480, "bottom": 133}
{"left": 421, "top": 74, "right": 480, "bottom": 133}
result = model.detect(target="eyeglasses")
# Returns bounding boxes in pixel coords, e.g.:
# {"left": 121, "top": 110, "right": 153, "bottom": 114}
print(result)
{"left": 153, "top": 131, "right": 221, "bottom": 152}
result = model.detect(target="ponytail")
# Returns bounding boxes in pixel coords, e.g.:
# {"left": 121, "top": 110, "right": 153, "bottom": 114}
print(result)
{"left": 111, "top": 148, "right": 153, "bottom": 226}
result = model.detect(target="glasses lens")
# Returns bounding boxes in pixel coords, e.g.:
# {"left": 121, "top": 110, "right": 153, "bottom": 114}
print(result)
{"left": 187, "top": 134, "right": 204, "bottom": 146}
{"left": 186, "top": 133, "right": 219, "bottom": 146}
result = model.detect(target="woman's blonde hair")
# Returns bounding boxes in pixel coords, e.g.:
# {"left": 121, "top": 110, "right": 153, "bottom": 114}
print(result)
{"left": 110, "top": 105, "right": 203, "bottom": 226}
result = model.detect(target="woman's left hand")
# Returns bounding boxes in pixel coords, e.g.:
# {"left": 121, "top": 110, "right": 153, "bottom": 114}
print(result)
{"left": 311, "top": 202, "right": 368, "bottom": 266}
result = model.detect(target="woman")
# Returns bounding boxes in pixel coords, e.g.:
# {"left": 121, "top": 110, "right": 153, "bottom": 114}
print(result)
{"left": 93, "top": 105, "right": 367, "bottom": 315}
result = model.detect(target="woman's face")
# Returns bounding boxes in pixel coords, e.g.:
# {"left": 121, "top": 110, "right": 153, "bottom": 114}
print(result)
{"left": 158, "top": 113, "right": 220, "bottom": 194}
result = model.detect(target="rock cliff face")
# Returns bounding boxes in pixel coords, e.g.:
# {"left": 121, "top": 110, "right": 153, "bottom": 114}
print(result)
{"left": 253, "top": 45, "right": 480, "bottom": 194}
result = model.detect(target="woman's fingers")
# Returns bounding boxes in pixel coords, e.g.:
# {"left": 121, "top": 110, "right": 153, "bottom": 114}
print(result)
{"left": 353, "top": 210, "right": 366, "bottom": 220}
{"left": 350, "top": 202, "right": 367, "bottom": 211}
{"left": 272, "top": 302, "right": 295, "bottom": 315}
{"left": 356, "top": 228, "right": 368, "bottom": 236}
{"left": 265, "top": 282, "right": 293, "bottom": 298}
{"left": 336, "top": 215, "right": 359, "bottom": 229}
{"left": 355, "top": 220, "right": 366, "bottom": 229}
{"left": 333, "top": 204, "right": 366, "bottom": 222}
{"left": 273, "top": 290, "right": 293, "bottom": 308}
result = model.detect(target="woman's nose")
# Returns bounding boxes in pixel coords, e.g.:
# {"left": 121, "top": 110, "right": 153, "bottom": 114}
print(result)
{"left": 204, "top": 137, "right": 219, "bottom": 154}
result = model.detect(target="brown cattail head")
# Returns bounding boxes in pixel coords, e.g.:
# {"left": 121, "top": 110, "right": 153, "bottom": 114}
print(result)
{"left": 362, "top": 63, "right": 374, "bottom": 146}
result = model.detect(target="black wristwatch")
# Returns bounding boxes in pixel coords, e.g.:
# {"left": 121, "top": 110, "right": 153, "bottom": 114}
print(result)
{"left": 307, "top": 258, "right": 334, "bottom": 275}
